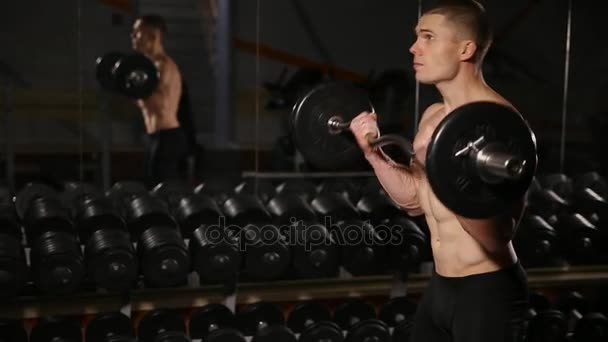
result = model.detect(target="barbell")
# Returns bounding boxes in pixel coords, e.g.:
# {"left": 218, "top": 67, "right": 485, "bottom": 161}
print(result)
{"left": 290, "top": 81, "right": 538, "bottom": 218}
{"left": 95, "top": 51, "right": 159, "bottom": 99}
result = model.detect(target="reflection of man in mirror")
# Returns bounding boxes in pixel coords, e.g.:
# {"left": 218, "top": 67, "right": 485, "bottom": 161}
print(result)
{"left": 130, "top": 14, "right": 188, "bottom": 186}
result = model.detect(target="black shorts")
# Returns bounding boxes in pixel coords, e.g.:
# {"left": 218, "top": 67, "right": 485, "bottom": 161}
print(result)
{"left": 144, "top": 127, "right": 188, "bottom": 187}
{"left": 410, "top": 261, "right": 529, "bottom": 342}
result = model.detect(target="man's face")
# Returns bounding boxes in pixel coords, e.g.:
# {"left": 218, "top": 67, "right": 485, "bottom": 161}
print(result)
{"left": 131, "top": 19, "right": 155, "bottom": 53}
{"left": 409, "top": 14, "right": 468, "bottom": 84}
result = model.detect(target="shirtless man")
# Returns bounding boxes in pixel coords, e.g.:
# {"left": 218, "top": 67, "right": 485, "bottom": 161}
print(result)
{"left": 350, "top": 1, "right": 529, "bottom": 341}
{"left": 131, "top": 14, "right": 188, "bottom": 186}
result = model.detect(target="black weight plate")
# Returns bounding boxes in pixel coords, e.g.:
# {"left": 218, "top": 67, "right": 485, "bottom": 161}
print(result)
{"left": 526, "top": 310, "right": 567, "bottom": 342}
{"left": 86, "top": 312, "right": 134, "bottom": 342}
{"left": 107, "top": 181, "right": 148, "bottom": 203}
{"left": 300, "top": 321, "right": 344, "bottom": 342}
{"left": 207, "top": 328, "right": 247, "bottom": 342}
{"left": 190, "top": 303, "right": 236, "bottom": 339}
{"left": 96, "top": 51, "right": 125, "bottom": 92}
{"left": 62, "top": 181, "right": 103, "bottom": 209}
{"left": 86, "top": 230, "right": 137, "bottom": 293}
{"left": 345, "top": 319, "right": 390, "bottom": 342}
{"left": 14, "top": 182, "right": 58, "bottom": 220}
{"left": 333, "top": 299, "right": 376, "bottom": 330}
{"left": 425, "top": 101, "right": 537, "bottom": 218}
{"left": 137, "top": 309, "right": 186, "bottom": 342}
{"left": 253, "top": 325, "right": 297, "bottom": 342}
{"left": 287, "top": 301, "right": 331, "bottom": 333}
{"left": 378, "top": 297, "right": 417, "bottom": 327}
{"left": 151, "top": 181, "right": 192, "bottom": 209}
{"left": 291, "top": 82, "right": 373, "bottom": 171}
{"left": 114, "top": 53, "right": 159, "bottom": 99}
{"left": 572, "top": 312, "right": 608, "bottom": 342}
{"left": 237, "top": 302, "right": 285, "bottom": 336}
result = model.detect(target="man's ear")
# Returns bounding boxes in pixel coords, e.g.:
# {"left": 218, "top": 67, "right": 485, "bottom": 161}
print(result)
{"left": 460, "top": 40, "right": 477, "bottom": 61}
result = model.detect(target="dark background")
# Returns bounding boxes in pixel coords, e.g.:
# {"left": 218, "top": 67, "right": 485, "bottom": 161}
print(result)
{"left": 0, "top": 0, "right": 606, "bottom": 186}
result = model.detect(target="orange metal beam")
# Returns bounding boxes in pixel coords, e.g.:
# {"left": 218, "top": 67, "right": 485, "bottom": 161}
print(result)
{"left": 233, "top": 38, "right": 367, "bottom": 82}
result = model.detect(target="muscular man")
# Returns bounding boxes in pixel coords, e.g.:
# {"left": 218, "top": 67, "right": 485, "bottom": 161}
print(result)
{"left": 131, "top": 14, "right": 188, "bottom": 186}
{"left": 350, "top": 1, "right": 529, "bottom": 341}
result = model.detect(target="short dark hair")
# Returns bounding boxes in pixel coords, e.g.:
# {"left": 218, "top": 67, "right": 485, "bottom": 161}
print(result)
{"left": 425, "top": 0, "right": 492, "bottom": 64}
{"left": 137, "top": 14, "right": 168, "bottom": 35}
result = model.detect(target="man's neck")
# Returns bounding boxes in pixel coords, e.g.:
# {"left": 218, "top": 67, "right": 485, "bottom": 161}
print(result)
{"left": 435, "top": 64, "right": 489, "bottom": 112}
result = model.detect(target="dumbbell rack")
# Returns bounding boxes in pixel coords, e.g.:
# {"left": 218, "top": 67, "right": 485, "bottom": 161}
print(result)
{"left": 2, "top": 264, "right": 608, "bottom": 319}
{"left": 3, "top": 170, "right": 608, "bottom": 326}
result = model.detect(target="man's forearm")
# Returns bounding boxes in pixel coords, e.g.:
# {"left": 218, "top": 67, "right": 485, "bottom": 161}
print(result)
{"left": 366, "top": 151, "right": 421, "bottom": 211}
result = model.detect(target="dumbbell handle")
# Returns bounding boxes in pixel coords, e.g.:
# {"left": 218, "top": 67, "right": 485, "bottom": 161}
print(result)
{"left": 327, "top": 117, "right": 415, "bottom": 161}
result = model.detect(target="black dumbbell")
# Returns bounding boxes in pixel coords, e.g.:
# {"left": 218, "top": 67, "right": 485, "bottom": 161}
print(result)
{"left": 190, "top": 223, "right": 242, "bottom": 285}
{"left": 0, "top": 203, "right": 27, "bottom": 298}
{"left": 378, "top": 297, "right": 417, "bottom": 342}
{"left": 30, "top": 316, "right": 82, "bottom": 342}
{"left": 527, "top": 186, "right": 571, "bottom": 221}
{"left": 310, "top": 192, "right": 360, "bottom": 222}
{"left": 63, "top": 182, "right": 137, "bottom": 292}
{"left": 235, "top": 178, "right": 277, "bottom": 204}
{"left": 356, "top": 192, "right": 401, "bottom": 226}
{"left": 553, "top": 213, "right": 600, "bottom": 265}
{"left": 106, "top": 181, "right": 176, "bottom": 239}
{"left": 108, "top": 181, "right": 190, "bottom": 288}
{"left": 317, "top": 179, "right": 360, "bottom": 204}
{"left": 333, "top": 299, "right": 376, "bottom": 331}
{"left": 190, "top": 303, "right": 245, "bottom": 342}
{"left": 194, "top": 177, "right": 243, "bottom": 206}
{"left": 15, "top": 183, "right": 84, "bottom": 294}
{"left": 513, "top": 215, "right": 560, "bottom": 268}
{"left": 384, "top": 216, "right": 428, "bottom": 275}
{"left": 267, "top": 193, "right": 317, "bottom": 225}
{"left": 266, "top": 192, "right": 339, "bottom": 279}
{"left": 525, "top": 309, "right": 567, "bottom": 342}
{"left": 333, "top": 299, "right": 391, "bottom": 342}
{"left": 556, "top": 291, "right": 589, "bottom": 333}
{"left": 239, "top": 222, "right": 291, "bottom": 281}
{"left": 0, "top": 318, "right": 27, "bottom": 342}
{"left": 275, "top": 179, "right": 318, "bottom": 202}
{"left": 86, "top": 312, "right": 135, "bottom": 342}
{"left": 96, "top": 51, "right": 159, "bottom": 99}
{"left": 152, "top": 181, "right": 222, "bottom": 239}
{"left": 378, "top": 296, "right": 417, "bottom": 328}
{"left": 541, "top": 173, "right": 574, "bottom": 199}
{"left": 330, "top": 219, "right": 388, "bottom": 276}
{"left": 237, "top": 302, "right": 297, "bottom": 342}
{"left": 218, "top": 193, "right": 290, "bottom": 280}
{"left": 287, "top": 301, "right": 343, "bottom": 342}
{"left": 222, "top": 193, "right": 273, "bottom": 227}
{"left": 287, "top": 219, "right": 340, "bottom": 279}
{"left": 570, "top": 172, "right": 608, "bottom": 227}
{"left": 571, "top": 312, "right": 608, "bottom": 342}
{"left": 137, "top": 309, "right": 190, "bottom": 342}
{"left": 527, "top": 291, "right": 552, "bottom": 319}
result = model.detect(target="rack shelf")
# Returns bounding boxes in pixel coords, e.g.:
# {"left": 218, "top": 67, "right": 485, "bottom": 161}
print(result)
{"left": 3, "top": 265, "right": 608, "bottom": 319}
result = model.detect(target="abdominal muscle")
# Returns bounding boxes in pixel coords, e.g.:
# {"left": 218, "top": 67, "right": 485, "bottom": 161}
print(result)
{"left": 417, "top": 176, "right": 517, "bottom": 277}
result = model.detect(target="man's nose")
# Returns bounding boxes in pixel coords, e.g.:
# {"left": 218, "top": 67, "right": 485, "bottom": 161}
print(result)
{"left": 409, "top": 41, "right": 418, "bottom": 55}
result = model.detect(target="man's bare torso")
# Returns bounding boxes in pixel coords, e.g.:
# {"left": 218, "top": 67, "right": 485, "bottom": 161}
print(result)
{"left": 137, "top": 55, "right": 181, "bottom": 134}
{"left": 412, "top": 93, "right": 519, "bottom": 277}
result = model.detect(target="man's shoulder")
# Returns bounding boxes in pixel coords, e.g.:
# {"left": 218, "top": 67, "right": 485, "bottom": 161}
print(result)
{"left": 419, "top": 102, "right": 445, "bottom": 124}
